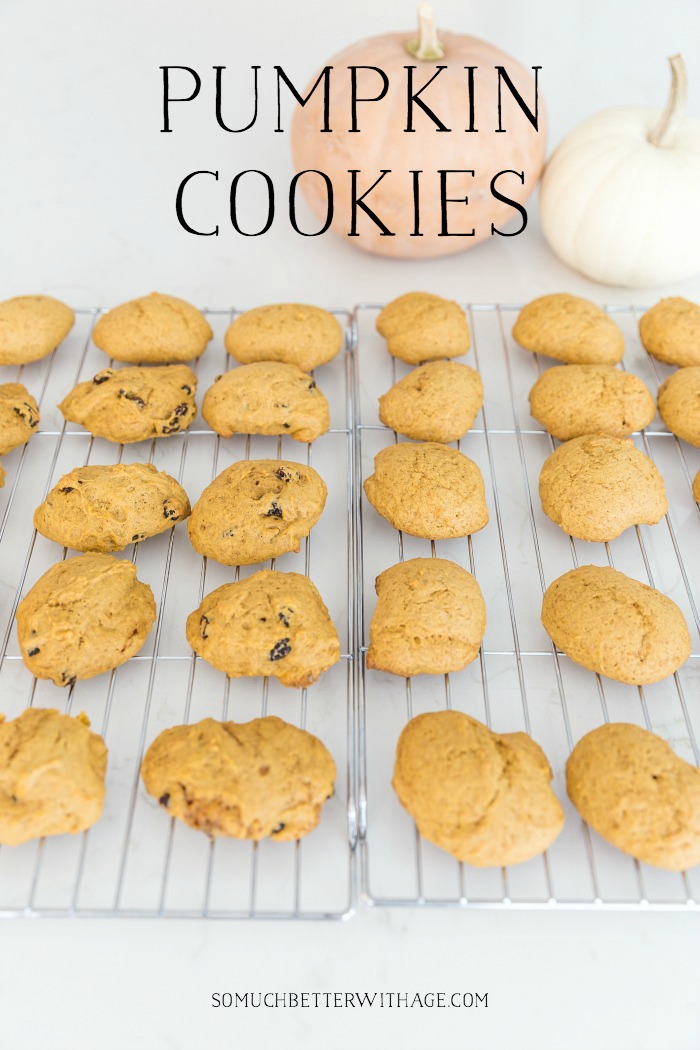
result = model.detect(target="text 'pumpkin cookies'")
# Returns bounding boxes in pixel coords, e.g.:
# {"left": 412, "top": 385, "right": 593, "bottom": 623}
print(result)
{"left": 639, "top": 297, "right": 700, "bottom": 367}
{"left": 92, "top": 292, "right": 213, "bottom": 364}
{"left": 657, "top": 366, "right": 700, "bottom": 446}
{"left": 225, "top": 304, "right": 342, "bottom": 372}
{"left": 0, "top": 383, "right": 40, "bottom": 455}
{"left": 528, "top": 365, "right": 655, "bottom": 441}
{"left": 0, "top": 294, "right": 74, "bottom": 366}
{"left": 376, "top": 293, "right": 470, "bottom": 364}
{"left": 378, "top": 360, "right": 483, "bottom": 443}
{"left": 513, "top": 294, "right": 624, "bottom": 364}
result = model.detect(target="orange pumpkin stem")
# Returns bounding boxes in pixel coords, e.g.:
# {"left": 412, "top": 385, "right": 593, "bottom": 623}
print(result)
{"left": 648, "top": 55, "right": 687, "bottom": 148}
{"left": 406, "top": 3, "right": 445, "bottom": 61}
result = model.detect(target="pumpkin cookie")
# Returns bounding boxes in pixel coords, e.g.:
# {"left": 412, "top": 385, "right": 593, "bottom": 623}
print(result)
{"left": 16, "top": 553, "right": 156, "bottom": 686}
{"left": 0, "top": 383, "right": 40, "bottom": 455}
{"left": 202, "top": 362, "right": 330, "bottom": 443}
{"left": 186, "top": 569, "right": 340, "bottom": 687}
{"left": 393, "top": 711, "right": 564, "bottom": 867}
{"left": 364, "top": 442, "right": 488, "bottom": 539}
{"left": 188, "top": 459, "right": 327, "bottom": 566}
{"left": 141, "top": 715, "right": 335, "bottom": 841}
{"left": 378, "top": 361, "right": 483, "bottom": 443}
{"left": 529, "top": 365, "right": 655, "bottom": 441}
{"left": 0, "top": 708, "right": 107, "bottom": 846}
{"left": 367, "top": 558, "right": 486, "bottom": 676}
{"left": 34, "top": 463, "right": 190, "bottom": 552}
{"left": 58, "top": 365, "right": 197, "bottom": 444}
{"left": 0, "top": 294, "right": 74, "bottom": 366}
{"left": 658, "top": 367, "right": 700, "bottom": 446}
{"left": 376, "top": 292, "right": 470, "bottom": 364}
{"left": 539, "top": 434, "right": 667, "bottom": 541}
{"left": 541, "top": 565, "right": 691, "bottom": 685}
{"left": 513, "top": 294, "right": 624, "bottom": 364}
{"left": 639, "top": 298, "right": 700, "bottom": 366}
{"left": 92, "top": 292, "right": 212, "bottom": 364}
{"left": 224, "top": 304, "right": 342, "bottom": 372}
{"left": 566, "top": 723, "right": 700, "bottom": 871}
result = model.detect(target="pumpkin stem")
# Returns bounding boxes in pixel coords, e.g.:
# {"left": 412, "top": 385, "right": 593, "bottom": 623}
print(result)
{"left": 406, "top": 3, "right": 445, "bottom": 61}
{"left": 648, "top": 55, "right": 687, "bottom": 148}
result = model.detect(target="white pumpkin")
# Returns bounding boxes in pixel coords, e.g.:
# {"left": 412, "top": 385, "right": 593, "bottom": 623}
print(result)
{"left": 539, "top": 56, "right": 700, "bottom": 287}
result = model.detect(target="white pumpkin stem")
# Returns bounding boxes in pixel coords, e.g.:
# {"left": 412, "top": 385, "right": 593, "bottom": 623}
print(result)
{"left": 406, "top": 3, "right": 445, "bottom": 61}
{"left": 648, "top": 55, "right": 687, "bottom": 148}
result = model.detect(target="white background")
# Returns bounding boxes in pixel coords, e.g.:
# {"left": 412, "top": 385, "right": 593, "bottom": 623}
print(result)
{"left": 1, "top": 1, "right": 699, "bottom": 1048}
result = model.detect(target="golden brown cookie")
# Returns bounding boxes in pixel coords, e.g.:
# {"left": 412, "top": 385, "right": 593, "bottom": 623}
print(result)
{"left": 188, "top": 459, "right": 327, "bottom": 566}
{"left": 393, "top": 711, "right": 564, "bottom": 867}
{"left": 541, "top": 565, "right": 691, "bottom": 685}
{"left": 92, "top": 292, "right": 212, "bottom": 364}
{"left": 658, "top": 367, "right": 700, "bottom": 446}
{"left": 367, "top": 558, "right": 486, "bottom": 676}
{"left": 202, "top": 362, "right": 330, "bottom": 443}
{"left": 0, "top": 295, "right": 74, "bottom": 366}
{"left": 0, "top": 383, "right": 40, "bottom": 455}
{"left": 364, "top": 442, "right": 488, "bottom": 539}
{"left": 539, "top": 434, "right": 667, "bottom": 541}
{"left": 566, "top": 722, "right": 700, "bottom": 871}
{"left": 141, "top": 715, "right": 335, "bottom": 841}
{"left": 16, "top": 553, "right": 156, "bottom": 686}
{"left": 639, "top": 298, "right": 700, "bottom": 367}
{"left": 529, "top": 365, "right": 655, "bottom": 441}
{"left": 376, "top": 292, "right": 470, "bottom": 364}
{"left": 0, "top": 708, "right": 107, "bottom": 846}
{"left": 378, "top": 361, "right": 483, "bottom": 443}
{"left": 0, "top": 463, "right": 5, "bottom": 488}
{"left": 58, "top": 365, "right": 197, "bottom": 444}
{"left": 34, "top": 463, "right": 191, "bottom": 552}
{"left": 186, "top": 569, "right": 340, "bottom": 687}
{"left": 693, "top": 470, "right": 700, "bottom": 503}
{"left": 513, "top": 294, "right": 624, "bottom": 364}
{"left": 224, "top": 304, "right": 342, "bottom": 372}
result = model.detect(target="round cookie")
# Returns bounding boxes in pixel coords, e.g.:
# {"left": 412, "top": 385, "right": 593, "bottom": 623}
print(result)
{"left": 58, "top": 365, "right": 197, "bottom": 444}
{"left": 378, "top": 361, "right": 483, "bottom": 443}
{"left": 141, "top": 715, "right": 336, "bottom": 841}
{"left": 539, "top": 434, "right": 667, "bottom": 542}
{"left": 34, "top": 463, "right": 191, "bottom": 552}
{"left": 393, "top": 710, "right": 564, "bottom": 867}
{"left": 0, "top": 463, "right": 5, "bottom": 488}
{"left": 367, "top": 558, "right": 486, "bottom": 676}
{"left": 639, "top": 297, "right": 700, "bottom": 366}
{"left": 92, "top": 292, "right": 212, "bottom": 364}
{"left": 224, "top": 304, "right": 342, "bottom": 372}
{"left": 0, "top": 708, "right": 107, "bottom": 846}
{"left": 566, "top": 723, "right": 700, "bottom": 871}
{"left": 0, "top": 294, "right": 74, "bottom": 366}
{"left": 657, "top": 367, "right": 700, "bottom": 446}
{"left": 376, "top": 292, "right": 470, "bottom": 364}
{"left": 202, "top": 362, "right": 330, "bottom": 443}
{"left": 187, "top": 569, "right": 340, "bottom": 687}
{"left": 513, "top": 294, "right": 624, "bottom": 364}
{"left": 363, "top": 442, "right": 488, "bottom": 539}
{"left": 529, "top": 365, "right": 655, "bottom": 441}
{"left": 0, "top": 383, "right": 40, "bottom": 455}
{"left": 541, "top": 565, "right": 691, "bottom": 685}
{"left": 693, "top": 470, "right": 700, "bottom": 504}
{"left": 16, "top": 553, "right": 156, "bottom": 686}
{"left": 188, "top": 459, "right": 327, "bottom": 566}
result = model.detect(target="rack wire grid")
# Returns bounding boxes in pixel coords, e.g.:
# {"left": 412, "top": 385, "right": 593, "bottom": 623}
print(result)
{"left": 0, "top": 307, "right": 357, "bottom": 920}
{"left": 355, "top": 302, "right": 700, "bottom": 911}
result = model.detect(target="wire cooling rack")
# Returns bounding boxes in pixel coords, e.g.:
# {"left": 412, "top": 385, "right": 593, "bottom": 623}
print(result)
{"left": 0, "top": 308, "right": 357, "bottom": 920}
{"left": 355, "top": 303, "right": 700, "bottom": 911}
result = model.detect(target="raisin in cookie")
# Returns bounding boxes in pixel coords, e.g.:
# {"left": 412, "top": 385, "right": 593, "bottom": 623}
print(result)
{"left": 658, "top": 367, "right": 700, "bottom": 446}
{"left": 92, "top": 292, "right": 212, "bottom": 364}
{"left": 58, "top": 365, "right": 197, "bottom": 443}
{"left": 16, "top": 553, "right": 156, "bottom": 686}
{"left": 639, "top": 298, "right": 700, "bottom": 367}
{"left": 541, "top": 565, "right": 691, "bottom": 685}
{"left": 186, "top": 569, "right": 340, "bottom": 687}
{"left": 188, "top": 459, "right": 327, "bottom": 566}
{"left": 393, "top": 711, "right": 564, "bottom": 867}
{"left": 378, "top": 361, "right": 483, "bottom": 443}
{"left": 0, "top": 383, "right": 40, "bottom": 455}
{"left": 376, "top": 292, "right": 470, "bottom": 364}
{"left": 363, "top": 442, "right": 488, "bottom": 539}
{"left": 34, "top": 463, "right": 190, "bottom": 552}
{"left": 513, "top": 294, "right": 624, "bottom": 364}
{"left": 0, "top": 708, "right": 107, "bottom": 846}
{"left": 529, "top": 365, "right": 655, "bottom": 441}
{"left": 141, "top": 715, "right": 335, "bottom": 841}
{"left": 539, "top": 434, "right": 667, "bottom": 541}
{"left": 567, "top": 723, "right": 700, "bottom": 871}
{"left": 0, "top": 294, "right": 74, "bottom": 365}
{"left": 202, "top": 362, "right": 330, "bottom": 443}
{"left": 367, "top": 558, "right": 486, "bottom": 676}
{"left": 224, "top": 304, "right": 342, "bottom": 372}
